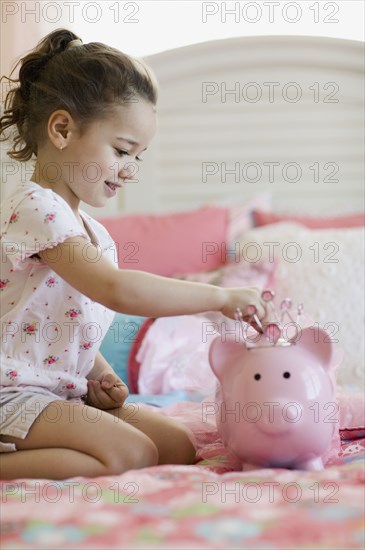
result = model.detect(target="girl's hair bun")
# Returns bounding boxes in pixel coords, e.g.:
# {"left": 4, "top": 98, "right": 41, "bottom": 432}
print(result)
{"left": 44, "top": 28, "right": 82, "bottom": 54}
{"left": 19, "top": 29, "right": 82, "bottom": 98}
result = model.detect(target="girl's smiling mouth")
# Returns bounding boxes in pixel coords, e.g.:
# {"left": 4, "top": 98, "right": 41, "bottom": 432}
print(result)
{"left": 104, "top": 181, "right": 123, "bottom": 196}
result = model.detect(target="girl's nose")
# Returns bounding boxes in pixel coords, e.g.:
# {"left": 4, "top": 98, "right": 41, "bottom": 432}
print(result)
{"left": 119, "top": 161, "right": 137, "bottom": 181}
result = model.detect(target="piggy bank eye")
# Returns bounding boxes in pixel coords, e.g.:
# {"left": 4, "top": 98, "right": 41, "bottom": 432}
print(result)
{"left": 254, "top": 373, "right": 261, "bottom": 381}
{"left": 283, "top": 372, "right": 291, "bottom": 379}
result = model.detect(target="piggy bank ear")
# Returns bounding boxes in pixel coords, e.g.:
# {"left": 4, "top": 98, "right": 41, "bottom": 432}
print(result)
{"left": 209, "top": 335, "right": 247, "bottom": 382}
{"left": 296, "top": 326, "right": 334, "bottom": 369}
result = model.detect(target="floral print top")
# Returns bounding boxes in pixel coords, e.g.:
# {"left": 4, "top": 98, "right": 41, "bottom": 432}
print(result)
{"left": 0, "top": 182, "right": 117, "bottom": 398}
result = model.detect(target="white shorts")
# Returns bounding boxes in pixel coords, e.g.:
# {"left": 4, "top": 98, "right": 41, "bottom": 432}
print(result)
{"left": 0, "top": 390, "right": 81, "bottom": 452}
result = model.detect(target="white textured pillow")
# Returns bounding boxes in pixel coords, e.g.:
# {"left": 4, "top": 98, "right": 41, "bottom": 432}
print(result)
{"left": 237, "top": 223, "right": 365, "bottom": 390}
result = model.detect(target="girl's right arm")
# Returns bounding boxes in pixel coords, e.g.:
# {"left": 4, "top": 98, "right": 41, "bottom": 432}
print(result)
{"left": 39, "top": 236, "right": 267, "bottom": 321}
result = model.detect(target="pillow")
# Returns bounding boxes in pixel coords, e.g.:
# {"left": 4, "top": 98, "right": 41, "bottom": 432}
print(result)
{"left": 126, "top": 390, "right": 201, "bottom": 407}
{"left": 98, "top": 206, "right": 228, "bottom": 276}
{"left": 136, "top": 315, "right": 217, "bottom": 396}
{"left": 338, "top": 389, "right": 365, "bottom": 440}
{"left": 253, "top": 210, "right": 365, "bottom": 229}
{"left": 127, "top": 318, "right": 155, "bottom": 393}
{"left": 226, "top": 193, "right": 271, "bottom": 243}
{"left": 176, "top": 258, "right": 275, "bottom": 289}
{"left": 137, "top": 260, "right": 276, "bottom": 396}
{"left": 236, "top": 223, "right": 365, "bottom": 391}
{"left": 99, "top": 313, "right": 146, "bottom": 387}
{"left": 98, "top": 196, "right": 270, "bottom": 277}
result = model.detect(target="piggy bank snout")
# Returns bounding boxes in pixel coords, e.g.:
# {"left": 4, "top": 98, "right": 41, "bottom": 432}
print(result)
{"left": 258, "top": 399, "right": 304, "bottom": 435}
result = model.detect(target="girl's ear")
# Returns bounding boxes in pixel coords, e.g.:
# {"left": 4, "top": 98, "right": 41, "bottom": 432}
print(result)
{"left": 47, "top": 110, "right": 75, "bottom": 150}
{"left": 209, "top": 335, "right": 247, "bottom": 382}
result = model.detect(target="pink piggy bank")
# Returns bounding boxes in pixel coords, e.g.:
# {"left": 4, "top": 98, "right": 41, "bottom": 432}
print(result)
{"left": 209, "top": 327, "right": 338, "bottom": 471}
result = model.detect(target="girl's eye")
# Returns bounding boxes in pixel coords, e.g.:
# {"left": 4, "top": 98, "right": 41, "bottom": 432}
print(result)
{"left": 115, "top": 148, "right": 129, "bottom": 157}
{"left": 115, "top": 149, "right": 143, "bottom": 162}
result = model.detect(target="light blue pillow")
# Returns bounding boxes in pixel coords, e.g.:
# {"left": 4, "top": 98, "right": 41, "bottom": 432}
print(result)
{"left": 126, "top": 390, "right": 207, "bottom": 407}
{"left": 99, "top": 313, "right": 146, "bottom": 387}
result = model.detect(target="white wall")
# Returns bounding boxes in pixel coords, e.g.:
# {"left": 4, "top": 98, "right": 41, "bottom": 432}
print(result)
{"left": 1, "top": 1, "right": 364, "bottom": 76}
{"left": 71, "top": 0, "right": 365, "bottom": 57}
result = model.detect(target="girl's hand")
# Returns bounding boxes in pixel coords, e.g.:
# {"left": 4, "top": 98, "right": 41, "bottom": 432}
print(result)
{"left": 220, "top": 286, "right": 268, "bottom": 331}
{"left": 85, "top": 372, "right": 129, "bottom": 410}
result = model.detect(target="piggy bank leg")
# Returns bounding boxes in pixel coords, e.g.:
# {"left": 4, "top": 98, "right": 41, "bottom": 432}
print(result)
{"left": 297, "top": 457, "right": 324, "bottom": 471}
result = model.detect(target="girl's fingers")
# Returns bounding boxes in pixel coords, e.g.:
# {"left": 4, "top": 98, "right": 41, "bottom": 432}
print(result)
{"left": 103, "top": 384, "right": 128, "bottom": 405}
{"left": 88, "top": 380, "right": 127, "bottom": 408}
{"left": 88, "top": 380, "right": 110, "bottom": 408}
{"left": 100, "top": 374, "right": 115, "bottom": 389}
{"left": 86, "top": 380, "right": 103, "bottom": 407}
{"left": 85, "top": 381, "right": 98, "bottom": 406}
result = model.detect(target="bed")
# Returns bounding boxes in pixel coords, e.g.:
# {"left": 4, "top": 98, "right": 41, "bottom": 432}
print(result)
{"left": 1, "top": 35, "right": 364, "bottom": 550}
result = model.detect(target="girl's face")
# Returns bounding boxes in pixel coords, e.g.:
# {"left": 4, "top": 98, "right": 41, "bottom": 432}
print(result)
{"left": 46, "top": 99, "right": 157, "bottom": 209}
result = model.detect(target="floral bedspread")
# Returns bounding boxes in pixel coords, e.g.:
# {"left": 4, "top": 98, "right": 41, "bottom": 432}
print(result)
{"left": 1, "top": 403, "right": 364, "bottom": 550}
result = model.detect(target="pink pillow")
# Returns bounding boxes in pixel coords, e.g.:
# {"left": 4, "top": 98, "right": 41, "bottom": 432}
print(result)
{"left": 253, "top": 210, "right": 365, "bottom": 229}
{"left": 98, "top": 206, "right": 228, "bottom": 276}
{"left": 338, "top": 391, "right": 365, "bottom": 440}
{"left": 176, "top": 259, "right": 275, "bottom": 289}
{"left": 127, "top": 318, "right": 155, "bottom": 394}
{"left": 226, "top": 193, "right": 271, "bottom": 243}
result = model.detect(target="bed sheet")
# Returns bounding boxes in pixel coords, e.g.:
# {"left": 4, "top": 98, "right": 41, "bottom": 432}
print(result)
{"left": 1, "top": 401, "right": 364, "bottom": 550}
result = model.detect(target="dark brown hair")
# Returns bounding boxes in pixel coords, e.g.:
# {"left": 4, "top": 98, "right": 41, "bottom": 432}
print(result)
{"left": 0, "top": 29, "right": 158, "bottom": 161}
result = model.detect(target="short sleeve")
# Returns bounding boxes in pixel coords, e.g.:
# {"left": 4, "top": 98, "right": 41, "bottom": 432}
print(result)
{"left": 1, "top": 186, "right": 89, "bottom": 270}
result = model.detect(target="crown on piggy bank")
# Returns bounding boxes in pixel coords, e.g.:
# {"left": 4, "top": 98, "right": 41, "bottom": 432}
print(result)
{"left": 235, "top": 289, "right": 304, "bottom": 348}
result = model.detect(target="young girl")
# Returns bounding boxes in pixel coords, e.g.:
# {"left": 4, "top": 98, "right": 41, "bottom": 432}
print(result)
{"left": 0, "top": 29, "right": 267, "bottom": 480}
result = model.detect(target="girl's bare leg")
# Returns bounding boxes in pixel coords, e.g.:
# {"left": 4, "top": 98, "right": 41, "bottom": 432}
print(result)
{"left": 109, "top": 403, "right": 196, "bottom": 465}
{"left": 0, "top": 401, "right": 158, "bottom": 480}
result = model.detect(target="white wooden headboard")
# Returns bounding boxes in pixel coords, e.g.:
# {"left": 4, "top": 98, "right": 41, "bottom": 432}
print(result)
{"left": 122, "top": 35, "right": 364, "bottom": 215}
